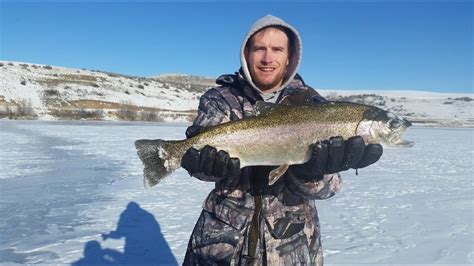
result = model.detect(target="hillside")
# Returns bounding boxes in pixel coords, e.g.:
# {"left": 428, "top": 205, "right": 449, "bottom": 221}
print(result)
{"left": 321, "top": 90, "right": 473, "bottom": 127}
{"left": 0, "top": 60, "right": 472, "bottom": 127}
{"left": 0, "top": 61, "right": 211, "bottom": 122}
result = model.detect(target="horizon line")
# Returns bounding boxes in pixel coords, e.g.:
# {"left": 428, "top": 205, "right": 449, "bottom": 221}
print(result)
{"left": 1, "top": 59, "right": 472, "bottom": 94}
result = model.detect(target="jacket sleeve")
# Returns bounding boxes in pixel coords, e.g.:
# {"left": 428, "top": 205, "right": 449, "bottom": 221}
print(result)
{"left": 185, "top": 88, "right": 232, "bottom": 138}
{"left": 185, "top": 88, "right": 232, "bottom": 182}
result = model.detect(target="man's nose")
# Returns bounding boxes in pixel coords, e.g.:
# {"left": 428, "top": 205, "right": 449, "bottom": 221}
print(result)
{"left": 261, "top": 51, "right": 273, "bottom": 64}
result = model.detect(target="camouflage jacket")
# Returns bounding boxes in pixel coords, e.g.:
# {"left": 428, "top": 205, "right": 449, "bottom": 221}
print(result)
{"left": 183, "top": 72, "right": 342, "bottom": 265}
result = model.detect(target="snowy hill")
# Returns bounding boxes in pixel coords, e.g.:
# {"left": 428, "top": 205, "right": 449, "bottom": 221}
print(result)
{"left": 0, "top": 60, "right": 472, "bottom": 127}
{"left": 0, "top": 61, "right": 213, "bottom": 122}
{"left": 320, "top": 90, "right": 473, "bottom": 127}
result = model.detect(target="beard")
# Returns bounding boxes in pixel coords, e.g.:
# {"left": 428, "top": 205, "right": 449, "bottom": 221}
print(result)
{"left": 251, "top": 67, "right": 287, "bottom": 92}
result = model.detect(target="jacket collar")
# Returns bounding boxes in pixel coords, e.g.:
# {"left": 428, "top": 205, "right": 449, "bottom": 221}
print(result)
{"left": 216, "top": 70, "right": 309, "bottom": 105}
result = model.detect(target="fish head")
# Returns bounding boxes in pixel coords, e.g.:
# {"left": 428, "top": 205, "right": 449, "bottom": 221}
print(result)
{"left": 357, "top": 106, "right": 414, "bottom": 148}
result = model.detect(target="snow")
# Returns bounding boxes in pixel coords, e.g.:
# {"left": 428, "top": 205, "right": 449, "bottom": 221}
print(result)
{"left": 0, "top": 120, "right": 472, "bottom": 265}
{"left": 1, "top": 60, "right": 473, "bottom": 127}
{"left": 0, "top": 61, "right": 200, "bottom": 113}
{"left": 318, "top": 89, "right": 474, "bottom": 127}
{"left": 318, "top": 127, "right": 473, "bottom": 264}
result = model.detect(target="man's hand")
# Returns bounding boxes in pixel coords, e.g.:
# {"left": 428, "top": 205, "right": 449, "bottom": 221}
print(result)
{"left": 101, "top": 231, "right": 119, "bottom": 240}
{"left": 290, "top": 136, "right": 383, "bottom": 180}
{"left": 181, "top": 145, "right": 241, "bottom": 179}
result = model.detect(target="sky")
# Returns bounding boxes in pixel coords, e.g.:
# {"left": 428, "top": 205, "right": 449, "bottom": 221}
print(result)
{"left": 0, "top": 1, "right": 472, "bottom": 93}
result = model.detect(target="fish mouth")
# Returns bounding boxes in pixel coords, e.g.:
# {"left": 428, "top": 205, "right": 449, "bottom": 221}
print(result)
{"left": 386, "top": 123, "right": 414, "bottom": 148}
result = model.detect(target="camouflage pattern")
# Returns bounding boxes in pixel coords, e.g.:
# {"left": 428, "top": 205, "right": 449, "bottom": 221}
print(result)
{"left": 183, "top": 71, "right": 342, "bottom": 265}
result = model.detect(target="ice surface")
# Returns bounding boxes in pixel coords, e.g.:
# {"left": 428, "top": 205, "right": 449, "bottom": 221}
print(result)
{"left": 318, "top": 127, "right": 474, "bottom": 265}
{"left": 0, "top": 121, "right": 472, "bottom": 265}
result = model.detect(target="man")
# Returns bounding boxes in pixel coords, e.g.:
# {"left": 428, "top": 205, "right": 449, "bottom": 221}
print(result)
{"left": 181, "top": 15, "right": 383, "bottom": 265}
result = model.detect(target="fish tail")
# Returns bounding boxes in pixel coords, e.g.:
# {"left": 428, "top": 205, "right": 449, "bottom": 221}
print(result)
{"left": 135, "top": 139, "right": 187, "bottom": 188}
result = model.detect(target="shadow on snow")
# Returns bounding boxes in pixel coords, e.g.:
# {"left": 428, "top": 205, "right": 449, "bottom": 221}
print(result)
{"left": 72, "top": 202, "right": 177, "bottom": 265}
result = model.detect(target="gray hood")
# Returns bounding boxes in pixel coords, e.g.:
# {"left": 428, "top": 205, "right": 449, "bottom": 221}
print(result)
{"left": 240, "top": 14, "right": 302, "bottom": 94}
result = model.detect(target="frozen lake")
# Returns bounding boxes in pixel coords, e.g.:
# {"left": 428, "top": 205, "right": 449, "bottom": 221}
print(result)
{"left": 0, "top": 120, "right": 472, "bottom": 265}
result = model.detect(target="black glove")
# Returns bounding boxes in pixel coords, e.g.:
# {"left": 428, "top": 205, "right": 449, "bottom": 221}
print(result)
{"left": 185, "top": 125, "right": 204, "bottom": 139}
{"left": 290, "top": 136, "right": 383, "bottom": 180}
{"left": 181, "top": 145, "right": 241, "bottom": 179}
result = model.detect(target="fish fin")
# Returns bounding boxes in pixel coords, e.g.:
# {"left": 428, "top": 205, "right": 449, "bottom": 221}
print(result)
{"left": 255, "top": 101, "right": 290, "bottom": 116}
{"left": 135, "top": 139, "right": 181, "bottom": 188}
{"left": 268, "top": 164, "right": 289, "bottom": 185}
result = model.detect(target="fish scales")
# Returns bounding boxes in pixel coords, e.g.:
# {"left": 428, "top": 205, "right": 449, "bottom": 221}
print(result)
{"left": 188, "top": 102, "right": 368, "bottom": 166}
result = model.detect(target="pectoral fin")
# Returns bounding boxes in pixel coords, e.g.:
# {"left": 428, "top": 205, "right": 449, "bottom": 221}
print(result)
{"left": 268, "top": 164, "right": 289, "bottom": 185}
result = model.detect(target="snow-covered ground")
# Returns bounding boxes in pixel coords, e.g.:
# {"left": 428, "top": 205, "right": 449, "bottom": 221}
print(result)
{"left": 0, "top": 61, "right": 202, "bottom": 112}
{"left": 0, "top": 61, "right": 203, "bottom": 121}
{"left": 1, "top": 60, "right": 473, "bottom": 127}
{"left": 0, "top": 120, "right": 472, "bottom": 265}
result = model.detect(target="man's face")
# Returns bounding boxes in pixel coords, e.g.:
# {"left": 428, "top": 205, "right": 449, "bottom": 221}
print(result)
{"left": 246, "top": 27, "right": 290, "bottom": 92}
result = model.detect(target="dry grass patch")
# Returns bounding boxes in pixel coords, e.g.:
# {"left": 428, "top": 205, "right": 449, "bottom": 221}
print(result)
{"left": 37, "top": 74, "right": 106, "bottom": 88}
{"left": 69, "top": 100, "right": 123, "bottom": 109}
{"left": 38, "top": 78, "right": 98, "bottom": 87}
{"left": 0, "top": 98, "right": 36, "bottom": 119}
{"left": 49, "top": 108, "right": 104, "bottom": 120}
{"left": 61, "top": 74, "right": 99, "bottom": 82}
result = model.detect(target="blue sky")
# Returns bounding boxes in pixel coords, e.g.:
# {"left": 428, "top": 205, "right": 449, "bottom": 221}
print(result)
{"left": 1, "top": 1, "right": 472, "bottom": 93}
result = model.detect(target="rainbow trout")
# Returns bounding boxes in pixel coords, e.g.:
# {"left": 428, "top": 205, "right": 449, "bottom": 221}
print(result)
{"left": 135, "top": 101, "right": 413, "bottom": 188}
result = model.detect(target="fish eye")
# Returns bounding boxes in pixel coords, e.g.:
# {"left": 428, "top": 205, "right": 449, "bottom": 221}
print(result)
{"left": 389, "top": 119, "right": 401, "bottom": 129}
